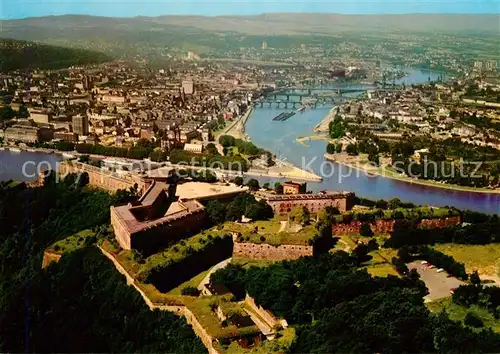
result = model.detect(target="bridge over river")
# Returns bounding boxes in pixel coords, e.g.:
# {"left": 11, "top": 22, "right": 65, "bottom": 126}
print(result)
{"left": 260, "top": 85, "right": 398, "bottom": 107}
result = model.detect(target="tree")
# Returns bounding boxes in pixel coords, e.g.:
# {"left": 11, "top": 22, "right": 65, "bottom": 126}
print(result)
{"left": 352, "top": 243, "right": 369, "bottom": 265}
{"left": 245, "top": 200, "right": 273, "bottom": 220}
{"left": 17, "top": 104, "right": 29, "bottom": 118}
{"left": 274, "top": 182, "right": 284, "bottom": 194}
{"left": 206, "top": 200, "right": 227, "bottom": 224}
{"left": 290, "top": 206, "right": 310, "bottom": 226}
{"left": 346, "top": 143, "right": 359, "bottom": 156}
{"left": 246, "top": 179, "right": 260, "bottom": 191}
{"left": 262, "top": 182, "right": 270, "bottom": 190}
{"left": 78, "top": 155, "right": 90, "bottom": 164}
{"left": 206, "top": 143, "right": 217, "bottom": 155}
{"left": 325, "top": 206, "right": 340, "bottom": 216}
{"left": 232, "top": 176, "right": 244, "bottom": 186}
{"left": 326, "top": 143, "right": 336, "bottom": 154}
{"left": 464, "top": 312, "right": 483, "bottom": 328}
{"left": 375, "top": 199, "right": 388, "bottom": 209}
{"left": 470, "top": 270, "right": 481, "bottom": 285}
{"left": 388, "top": 198, "right": 402, "bottom": 209}
{"left": 0, "top": 105, "right": 16, "bottom": 121}
{"left": 335, "top": 143, "right": 343, "bottom": 153}
{"left": 219, "top": 135, "right": 235, "bottom": 147}
{"left": 360, "top": 222, "right": 374, "bottom": 237}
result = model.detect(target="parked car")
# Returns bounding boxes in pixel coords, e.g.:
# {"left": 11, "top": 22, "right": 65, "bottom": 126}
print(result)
{"left": 421, "top": 261, "right": 428, "bottom": 265}
{"left": 429, "top": 265, "right": 435, "bottom": 269}
{"left": 436, "top": 268, "right": 445, "bottom": 273}
{"left": 450, "top": 287, "right": 457, "bottom": 294}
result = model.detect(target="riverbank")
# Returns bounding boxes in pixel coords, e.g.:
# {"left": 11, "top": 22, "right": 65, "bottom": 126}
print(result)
{"left": 216, "top": 106, "right": 253, "bottom": 141}
{"left": 247, "top": 159, "right": 322, "bottom": 182}
{"left": 313, "top": 105, "right": 337, "bottom": 133}
{"left": 217, "top": 106, "right": 322, "bottom": 181}
{"left": 324, "top": 153, "right": 500, "bottom": 195}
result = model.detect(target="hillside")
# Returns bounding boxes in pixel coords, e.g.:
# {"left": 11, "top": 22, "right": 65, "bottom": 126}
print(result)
{"left": 0, "top": 38, "right": 112, "bottom": 72}
{"left": 158, "top": 13, "right": 500, "bottom": 35}
{"left": 2, "top": 14, "right": 499, "bottom": 37}
{"left": 0, "top": 14, "right": 498, "bottom": 57}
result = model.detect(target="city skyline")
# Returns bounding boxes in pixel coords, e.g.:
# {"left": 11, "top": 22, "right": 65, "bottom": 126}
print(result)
{"left": 2, "top": 0, "right": 499, "bottom": 19}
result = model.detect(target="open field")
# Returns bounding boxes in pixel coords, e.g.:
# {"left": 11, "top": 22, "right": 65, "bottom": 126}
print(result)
{"left": 428, "top": 298, "right": 500, "bottom": 332}
{"left": 433, "top": 243, "right": 500, "bottom": 276}
{"left": 223, "top": 219, "right": 317, "bottom": 246}
{"left": 362, "top": 251, "right": 399, "bottom": 277}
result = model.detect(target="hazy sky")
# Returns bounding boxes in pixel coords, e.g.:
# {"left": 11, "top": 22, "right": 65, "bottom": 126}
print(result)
{"left": 2, "top": 0, "right": 499, "bottom": 19}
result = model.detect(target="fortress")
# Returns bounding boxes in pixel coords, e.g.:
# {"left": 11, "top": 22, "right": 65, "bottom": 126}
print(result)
{"left": 255, "top": 190, "right": 355, "bottom": 215}
{"left": 110, "top": 178, "right": 249, "bottom": 254}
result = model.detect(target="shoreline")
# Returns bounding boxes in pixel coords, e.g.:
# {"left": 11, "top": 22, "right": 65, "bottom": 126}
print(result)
{"left": 0, "top": 144, "right": 322, "bottom": 183}
{"left": 313, "top": 105, "right": 337, "bottom": 133}
{"left": 324, "top": 153, "right": 500, "bottom": 195}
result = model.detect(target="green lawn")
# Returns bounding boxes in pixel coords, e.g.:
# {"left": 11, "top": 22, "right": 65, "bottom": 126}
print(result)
{"left": 231, "top": 258, "right": 277, "bottom": 269}
{"left": 433, "top": 243, "right": 500, "bottom": 276}
{"left": 427, "top": 298, "right": 500, "bottom": 332}
{"left": 224, "top": 327, "right": 296, "bottom": 353}
{"left": 186, "top": 296, "right": 260, "bottom": 340}
{"left": 223, "top": 219, "right": 317, "bottom": 246}
{"left": 361, "top": 250, "right": 398, "bottom": 277}
{"left": 48, "top": 229, "right": 96, "bottom": 254}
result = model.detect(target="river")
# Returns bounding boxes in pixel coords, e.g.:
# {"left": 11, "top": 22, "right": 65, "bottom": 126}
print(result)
{"left": 245, "top": 68, "right": 500, "bottom": 215}
{"left": 0, "top": 69, "right": 498, "bottom": 214}
{"left": 0, "top": 150, "right": 61, "bottom": 182}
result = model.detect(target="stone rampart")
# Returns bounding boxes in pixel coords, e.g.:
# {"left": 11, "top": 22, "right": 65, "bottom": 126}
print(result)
{"left": 97, "top": 246, "right": 221, "bottom": 354}
{"left": 245, "top": 295, "right": 287, "bottom": 329}
{"left": 57, "top": 161, "right": 146, "bottom": 192}
{"left": 332, "top": 216, "right": 461, "bottom": 236}
{"left": 233, "top": 241, "right": 313, "bottom": 261}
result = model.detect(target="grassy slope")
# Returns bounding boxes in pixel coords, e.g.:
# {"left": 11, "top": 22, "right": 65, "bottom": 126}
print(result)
{"left": 433, "top": 243, "right": 500, "bottom": 276}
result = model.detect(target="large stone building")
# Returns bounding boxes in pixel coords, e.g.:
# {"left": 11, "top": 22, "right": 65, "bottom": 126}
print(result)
{"left": 256, "top": 190, "right": 355, "bottom": 215}
{"left": 111, "top": 179, "right": 248, "bottom": 254}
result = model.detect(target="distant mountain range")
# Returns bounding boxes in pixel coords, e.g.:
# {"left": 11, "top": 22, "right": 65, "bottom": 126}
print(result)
{"left": 2, "top": 13, "right": 498, "bottom": 37}
{"left": 0, "top": 14, "right": 497, "bottom": 57}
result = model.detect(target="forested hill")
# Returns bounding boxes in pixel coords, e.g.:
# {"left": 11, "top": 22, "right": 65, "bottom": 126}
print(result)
{"left": 0, "top": 39, "right": 112, "bottom": 72}
{"left": 0, "top": 178, "right": 204, "bottom": 352}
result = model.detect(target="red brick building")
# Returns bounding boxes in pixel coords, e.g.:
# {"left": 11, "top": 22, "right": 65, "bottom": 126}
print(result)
{"left": 256, "top": 190, "right": 355, "bottom": 215}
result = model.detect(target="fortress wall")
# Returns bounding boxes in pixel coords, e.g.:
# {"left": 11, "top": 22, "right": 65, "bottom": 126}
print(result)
{"left": 98, "top": 245, "right": 221, "bottom": 354}
{"left": 245, "top": 295, "right": 285, "bottom": 329}
{"left": 233, "top": 242, "right": 313, "bottom": 261}
{"left": 332, "top": 216, "right": 462, "bottom": 236}
{"left": 57, "top": 162, "right": 144, "bottom": 192}
{"left": 267, "top": 196, "right": 350, "bottom": 215}
{"left": 110, "top": 206, "right": 132, "bottom": 250}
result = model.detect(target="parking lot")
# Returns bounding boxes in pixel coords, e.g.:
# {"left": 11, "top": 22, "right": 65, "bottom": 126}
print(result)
{"left": 408, "top": 261, "right": 465, "bottom": 301}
